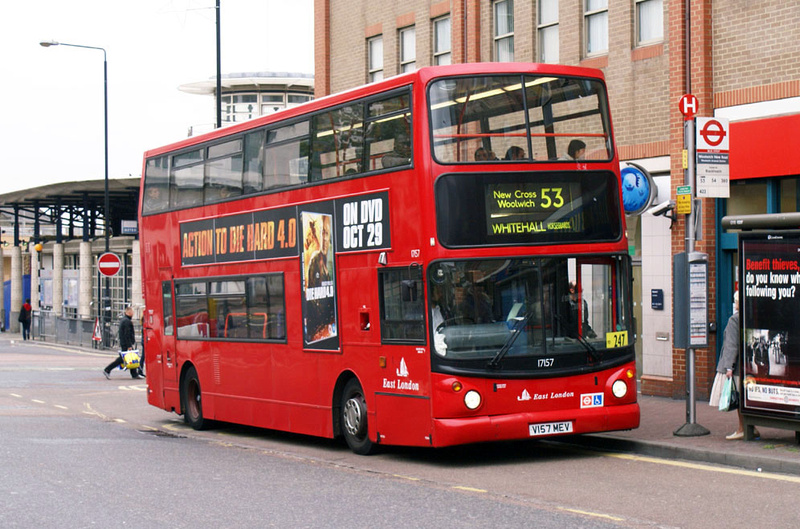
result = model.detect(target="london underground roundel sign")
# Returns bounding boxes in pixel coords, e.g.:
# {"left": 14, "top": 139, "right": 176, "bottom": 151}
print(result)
{"left": 98, "top": 252, "right": 122, "bottom": 277}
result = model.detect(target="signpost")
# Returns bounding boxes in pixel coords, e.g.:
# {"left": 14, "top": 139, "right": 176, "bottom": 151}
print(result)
{"left": 97, "top": 252, "right": 122, "bottom": 277}
{"left": 696, "top": 117, "right": 730, "bottom": 198}
{"left": 674, "top": 91, "right": 710, "bottom": 437}
{"left": 676, "top": 185, "right": 692, "bottom": 215}
{"left": 679, "top": 94, "right": 698, "bottom": 120}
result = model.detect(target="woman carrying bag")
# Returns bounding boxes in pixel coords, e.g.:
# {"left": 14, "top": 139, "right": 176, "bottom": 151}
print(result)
{"left": 709, "top": 291, "right": 758, "bottom": 440}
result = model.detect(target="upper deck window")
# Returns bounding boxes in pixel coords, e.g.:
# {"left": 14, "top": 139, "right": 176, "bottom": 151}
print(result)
{"left": 429, "top": 74, "right": 612, "bottom": 164}
{"left": 143, "top": 88, "right": 411, "bottom": 217}
{"left": 143, "top": 156, "right": 169, "bottom": 214}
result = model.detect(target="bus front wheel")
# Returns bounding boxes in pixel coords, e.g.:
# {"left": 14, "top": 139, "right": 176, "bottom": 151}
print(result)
{"left": 181, "top": 366, "right": 211, "bottom": 430}
{"left": 341, "top": 379, "right": 376, "bottom": 455}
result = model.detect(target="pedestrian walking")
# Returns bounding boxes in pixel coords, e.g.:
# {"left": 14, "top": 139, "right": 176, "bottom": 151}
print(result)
{"left": 103, "top": 307, "right": 144, "bottom": 379}
{"left": 18, "top": 298, "right": 32, "bottom": 340}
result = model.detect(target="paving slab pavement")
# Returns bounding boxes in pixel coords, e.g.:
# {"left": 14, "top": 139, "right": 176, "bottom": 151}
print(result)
{"left": 565, "top": 394, "right": 800, "bottom": 476}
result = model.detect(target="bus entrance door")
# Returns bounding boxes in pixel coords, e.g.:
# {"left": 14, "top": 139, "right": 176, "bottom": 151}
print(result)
{"left": 158, "top": 276, "right": 180, "bottom": 413}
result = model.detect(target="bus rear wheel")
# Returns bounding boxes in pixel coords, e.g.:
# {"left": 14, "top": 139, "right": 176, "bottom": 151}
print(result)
{"left": 181, "top": 366, "right": 211, "bottom": 430}
{"left": 341, "top": 379, "right": 376, "bottom": 455}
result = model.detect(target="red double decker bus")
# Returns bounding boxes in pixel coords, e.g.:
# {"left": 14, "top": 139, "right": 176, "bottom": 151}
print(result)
{"left": 140, "top": 63, "right": 639, "bottom": 454}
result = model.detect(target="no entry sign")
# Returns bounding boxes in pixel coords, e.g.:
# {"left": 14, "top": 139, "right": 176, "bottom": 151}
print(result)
{"left": 98, "top": 252, "right": 122, "bottom": 277}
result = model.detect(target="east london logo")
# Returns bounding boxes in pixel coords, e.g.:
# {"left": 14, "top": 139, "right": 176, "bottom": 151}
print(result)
{"left": 382, "top": 358, "right": 419, "bottom": 391}
{"left": 518, "top": 389, "right": 575, "bottom": 401}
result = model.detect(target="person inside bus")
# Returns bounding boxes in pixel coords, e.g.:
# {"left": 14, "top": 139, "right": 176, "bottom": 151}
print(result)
{"left": 381, "top": 132, "right": 412, "bottom": 168}
{"left": 474, "top": 147, "right": 499, "bottom": 161}
{"left": 560, "top": 139, "right": 586, "bottom": 160}
{"left": 504, "top": 146, "right": 526, "bottom": 160}
{"left": 454, "top": 282, "right": 493, "bottom": 324}
{"left": 566, "top": 281, "right": 596, "bottom": 339}
{"left": 143, "top": 184, "right": 168, "bottom": 213}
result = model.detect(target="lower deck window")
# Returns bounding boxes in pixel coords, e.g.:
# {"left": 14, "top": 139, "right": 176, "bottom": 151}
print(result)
{"left": 175, "top": 274, "right": 286, "bottom": 341}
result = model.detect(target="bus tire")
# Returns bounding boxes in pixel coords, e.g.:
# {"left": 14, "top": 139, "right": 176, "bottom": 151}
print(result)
{"left": 341, "top": 378, "right": 377, "bottom": 455}
{"left": 181, "top": 366, "right": 211, "bottom": 430}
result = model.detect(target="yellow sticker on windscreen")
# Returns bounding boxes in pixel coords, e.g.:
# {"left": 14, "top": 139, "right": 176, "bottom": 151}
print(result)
{"left": 606, "top": 331, "right": 628, "bottom": 349}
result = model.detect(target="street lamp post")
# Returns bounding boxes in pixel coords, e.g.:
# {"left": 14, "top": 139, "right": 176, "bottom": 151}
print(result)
{"left": 40, "top": 40, "right": 112, "bottom": 348}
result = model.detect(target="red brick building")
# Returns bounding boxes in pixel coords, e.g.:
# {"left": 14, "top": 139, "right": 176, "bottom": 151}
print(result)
{"left": 314, "top": 0, "right": 800, "bottom": 398}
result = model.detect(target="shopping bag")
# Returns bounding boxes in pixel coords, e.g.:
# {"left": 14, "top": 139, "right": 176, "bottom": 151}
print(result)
{"left": 119, "top": 350, "right": 141, "bottom": 370}
{"left": 718, "top": 377, "right": 732, "bottom": 412}
{"left": 727, "top": 380, "right": 740, "bottom": 412}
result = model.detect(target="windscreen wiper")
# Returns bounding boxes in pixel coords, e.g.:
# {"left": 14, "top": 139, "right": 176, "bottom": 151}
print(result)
{"left": 488, "top": 311, "right": 534, "bottom": 368}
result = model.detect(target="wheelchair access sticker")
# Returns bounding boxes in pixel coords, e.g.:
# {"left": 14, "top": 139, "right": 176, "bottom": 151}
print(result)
{"left": 580, "top": 393, "right": 604, "bottom": 408}
{"left": 606, "top": 331, "right": 628, "bottom": 349}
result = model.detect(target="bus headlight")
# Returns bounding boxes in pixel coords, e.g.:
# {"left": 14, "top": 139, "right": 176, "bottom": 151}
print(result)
{"left": 612, "top": 379, "right": 628, "bottom": 399}
{"left": 464, "top": 390, "right": 482, "bottom": 410}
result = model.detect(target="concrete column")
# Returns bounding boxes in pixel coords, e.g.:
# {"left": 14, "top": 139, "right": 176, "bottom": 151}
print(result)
{"left": 78, "top": 241, "right": 93, "bottom": 320}
{"left": 0, "top": 245, "right": 4, "bottom": 330}
{"left": 53, "top": 243, "right": 64, "bottom": 317}
{"left": 30, "top": 247, "right": 40, "bottom": 311}
{"left": 10, "top": 246, "right": 22, "bottom": 333}
{"left": 131, "top": 240, "right": 144, "bottom": 313}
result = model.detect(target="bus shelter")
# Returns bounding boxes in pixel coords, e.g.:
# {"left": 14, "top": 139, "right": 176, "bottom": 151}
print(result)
{"left": 722, "top": 213, "right": 800, "bottom": 443}
{"left": 0, "top": 178, "right": 141, "bottom": 348}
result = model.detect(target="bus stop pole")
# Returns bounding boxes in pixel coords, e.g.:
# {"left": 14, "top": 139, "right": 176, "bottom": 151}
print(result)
{"left": 674, "top": 0, "right": 709, "bottom": 436}
{"left": 674, "top": 105, "right": 709, "bottom": 437}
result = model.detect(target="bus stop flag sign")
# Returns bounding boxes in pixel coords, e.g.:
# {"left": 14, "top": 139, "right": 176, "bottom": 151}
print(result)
{"left": 98, "top": 252, "right": 122, "bottom": 277}
{"left": 695, "top": 117, "right": 730, "bottom": 198}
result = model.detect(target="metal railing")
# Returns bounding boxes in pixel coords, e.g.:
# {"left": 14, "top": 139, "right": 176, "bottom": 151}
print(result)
{"left": 32, "top": 311, "right": 105, "bottom": 349}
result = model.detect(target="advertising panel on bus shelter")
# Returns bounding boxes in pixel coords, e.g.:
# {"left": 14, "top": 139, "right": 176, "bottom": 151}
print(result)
{"left": 740, "top": 231, "right": 800, "bottom": 422}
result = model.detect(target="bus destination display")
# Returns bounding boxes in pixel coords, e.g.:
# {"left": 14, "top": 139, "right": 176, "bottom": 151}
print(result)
{"left": 485, "top": 182, "right": 579, "bottom": 237}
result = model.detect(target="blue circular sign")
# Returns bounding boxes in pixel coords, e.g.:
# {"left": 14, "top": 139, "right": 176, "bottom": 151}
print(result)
{"left": 621, "top": 165, "right": 652, "bottom": 215}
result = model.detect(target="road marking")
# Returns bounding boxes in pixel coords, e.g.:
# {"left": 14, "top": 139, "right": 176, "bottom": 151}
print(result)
{"left": 452, "top": 486, "right": 487, "bottom": 493}
{"left": 83, "top": 403, "right": 109, "bottom": 420}
{"left": 54, "top": 405, "right": 68, "bottom": 410}
{"left": 31, "top": 399, "right": 45, "bottom": 404}
{"left": 392, "top": 474, "right": 420, "bottom": 481}
{"left": 558, "top": 507, "right": 624, "bottom": 522}
{"left": 22, "top": 342, "right": 109, "bottom": 357}
{"left": 601, "top": 451, "right": 800, "bottom": 484}
{"left": 10, "top": 393, "right": 22, "bottom": 398}
{"left": 114, "top": 419, "right": 127, "bottom": 423}
{"left": 163, "top": 422, "right": 187, "bottom": 432}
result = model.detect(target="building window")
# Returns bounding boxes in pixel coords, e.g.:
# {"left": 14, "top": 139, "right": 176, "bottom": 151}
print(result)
{"left": 433, "top": 16, "right": 451, "bottom": 65}
{"left": 368, "top": 36, "right": 384, "bottom": 83}
{"left": 494, "top": 0, "right": 514, "bottom": 62}
{"left": 399, "top": 27, "right": 416, "bottom": 73}
{"left": 635, "top": 0, "right": 663, "bottom": 45}
{"left": 538, "top": 0, "right": 559, "bottom": 63}
{"left": 224, "top": 93, "right": 258, "bottom": 123}
{"left": 584, "top": 0, "right": 608, "bottom": 56}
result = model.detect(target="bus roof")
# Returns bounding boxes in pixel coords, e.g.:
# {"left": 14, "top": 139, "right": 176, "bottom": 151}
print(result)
{"left": 143, "top": 62, "right": 608, "bottom": 160}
